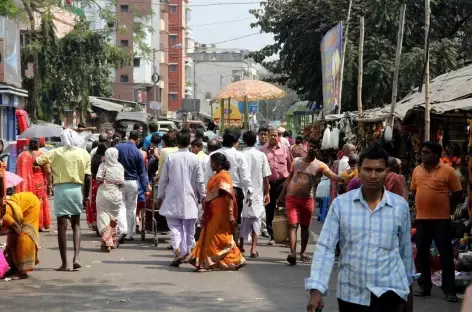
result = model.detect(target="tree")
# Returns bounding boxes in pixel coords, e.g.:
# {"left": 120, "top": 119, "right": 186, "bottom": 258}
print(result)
{"left": 5, "top": 0, "right": 152, "bottom": 122}
{"left": 249, "top": 0, "right": 472, "bottom": 112}
{"left": 21, "top": 13, "right": 131, "bottom": 122}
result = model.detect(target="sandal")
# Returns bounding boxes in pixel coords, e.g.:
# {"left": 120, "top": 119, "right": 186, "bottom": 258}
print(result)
{"left": 170, "top": 258, "right": 184, "bottom": 267}
{"left": 250, "top": 252, "right": 259, "bottom": 258}
{"left": 300, "top": 254, "right": 312, "bottom": 262}
{"left": 287, "top": 255, "right": 297, "bottom": 266}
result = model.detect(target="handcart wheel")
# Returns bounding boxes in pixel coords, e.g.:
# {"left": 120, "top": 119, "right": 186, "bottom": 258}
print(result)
{"left": 153, "top": 237, "right": 158, "bottom": 247}
{"left": 141, "top": 231, "right": 145, "bottom": 241}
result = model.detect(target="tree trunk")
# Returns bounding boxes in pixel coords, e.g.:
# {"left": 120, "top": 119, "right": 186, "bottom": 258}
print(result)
{"left": 22, "top": 0, "right": 39, "bottom": 123}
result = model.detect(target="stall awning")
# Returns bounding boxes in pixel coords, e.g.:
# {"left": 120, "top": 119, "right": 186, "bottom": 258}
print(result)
{"left": 90, "top": 96, "right": 124, "bottom": 112}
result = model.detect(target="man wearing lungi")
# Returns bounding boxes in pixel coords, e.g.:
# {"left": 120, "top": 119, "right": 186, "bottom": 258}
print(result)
{"left": 239, "top": 131, "right": 271, "bottom": 258}
{"left": 35, "top": 129, "right": 91, "bottom": 271}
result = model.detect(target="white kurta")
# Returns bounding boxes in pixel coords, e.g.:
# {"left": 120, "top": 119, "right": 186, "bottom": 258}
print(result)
{"left": 204, "top": 147, "right": 254, "bottom": 194}
{"left": 157, "top": 149, "right": 206, "bottom": 219}
{"left": 241, "top": 147, "right": 271, "bottom": 218}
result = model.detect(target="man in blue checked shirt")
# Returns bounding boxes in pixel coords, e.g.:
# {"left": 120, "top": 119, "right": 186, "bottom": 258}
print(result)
{"left": 306, "top": 147, "right": 414, "bottom": 312}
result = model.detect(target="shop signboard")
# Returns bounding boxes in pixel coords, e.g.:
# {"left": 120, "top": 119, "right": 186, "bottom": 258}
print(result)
{"left": 320, "top": 23, "right": 343, "bottom": 114}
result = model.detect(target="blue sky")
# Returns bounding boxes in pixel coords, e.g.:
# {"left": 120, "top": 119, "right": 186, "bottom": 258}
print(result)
{"left": 189, "top": 0, "right": 274, "bottom": 52}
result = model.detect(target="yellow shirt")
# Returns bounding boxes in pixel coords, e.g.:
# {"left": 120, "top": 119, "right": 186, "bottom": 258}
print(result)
{"left": 196, "top": 150, "right": 207, "bottom": 161}
{"left": 157, "top": 147, "right": 178, "bottom": 178}
{"left": 36, "top": 147, "right": 91, "bottom": 185}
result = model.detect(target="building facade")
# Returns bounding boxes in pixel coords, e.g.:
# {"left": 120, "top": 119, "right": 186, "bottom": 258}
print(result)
{"left": 167, "top": 0, "right": 192, "bottom": 112}
{"left": 188, "top": 43, "right": 258, "bottom": 116}
{"left": 84, "top": 0, "right": 168, "bottom": 114}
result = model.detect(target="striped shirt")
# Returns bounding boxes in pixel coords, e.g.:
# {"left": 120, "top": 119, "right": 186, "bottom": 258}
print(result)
{"left": 304, "top": 188, "right": 415, "bottom": 306}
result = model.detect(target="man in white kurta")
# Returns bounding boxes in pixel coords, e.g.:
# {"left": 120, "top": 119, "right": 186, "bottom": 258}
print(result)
{"left": 239, "top": 131, "right": 271, "bottom": 257}
{"left": 157, "top": 129, "right": 205, "bottom": 265}
{"left": 203, "top": 131, "right": 254, "bottom": 223}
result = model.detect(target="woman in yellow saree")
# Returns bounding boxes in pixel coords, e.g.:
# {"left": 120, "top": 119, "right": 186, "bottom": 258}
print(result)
{"left": 0, "top": 182, "right": 40, "bottom": 279}
{"left": 189, "top": 153, "right": 246, "bottom": 272}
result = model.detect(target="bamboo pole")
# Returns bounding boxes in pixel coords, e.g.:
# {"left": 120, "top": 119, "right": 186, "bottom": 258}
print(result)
{"left": 357, "top": 16, "right": 365, "bottom": 116}
{"left": 424, "top": 0, "right": 431, "bottom": 141}
{"left": 390, "top": 4, "right": 407, "bottom": 126}
{"left": 219, "top": 99, "right": 225, "bottom": 134}
{"left": 337, "top": 0, "right": 353, "bottom": 114}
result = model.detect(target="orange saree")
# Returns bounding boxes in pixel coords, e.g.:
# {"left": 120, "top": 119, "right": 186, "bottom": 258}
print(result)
{"left": 2, "top": 192, "right": 40, "bottom": 274}
{"left": 190, "top": 170, "right": 246, "bottom": 271}
{"left": 16, "top": 151, "right": 51, "bottom": 230}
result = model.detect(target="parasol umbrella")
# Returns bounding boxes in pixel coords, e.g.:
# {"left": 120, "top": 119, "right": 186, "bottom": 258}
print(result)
{"left": 18, "top": 124, "right": 63, "bottom": 139}
{"left": 215, "top": 80, "right": 286, "bottom": 130}
{"left": 5, "top": 171, "right": 24, "bottom": 188}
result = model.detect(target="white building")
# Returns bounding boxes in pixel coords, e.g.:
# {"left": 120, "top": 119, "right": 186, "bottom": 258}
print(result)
{"left": 188, "top": 43, "right": 258, "bottom": 116}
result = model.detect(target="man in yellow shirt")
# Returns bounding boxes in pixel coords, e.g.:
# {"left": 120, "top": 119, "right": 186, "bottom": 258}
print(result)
{"left": 35, "top": 129, "right": 91, "bottom": 272}
{"left": 191, "top": 139, "right": 207, "bottom": 161}
{"left": 156, "top": 131, "right": 178, "bottom": 180}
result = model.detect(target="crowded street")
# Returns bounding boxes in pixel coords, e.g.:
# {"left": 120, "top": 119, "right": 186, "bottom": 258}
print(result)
{"left": 0, "top": 200, "right": 462, "bottom": 312}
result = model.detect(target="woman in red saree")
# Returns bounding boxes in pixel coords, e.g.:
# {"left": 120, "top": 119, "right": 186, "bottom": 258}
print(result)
{"left": 88, "top": 143, "right": 108, "bottom": 233}
{"left": 16, "top": 138, "right": 52, "bottom": 231}
{"left": 189, "top": 153, "right": 246, "bottom": 272}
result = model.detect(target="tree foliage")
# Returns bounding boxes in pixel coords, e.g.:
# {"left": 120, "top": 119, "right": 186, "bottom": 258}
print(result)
{"left": 21, "top": 13, "right": 131, "bottom": 122}
{"left": 4, "top": 0, "right": 152, "bottom": 121}
{"left": 249, "top": 0, "right": 472, "bottom": 112}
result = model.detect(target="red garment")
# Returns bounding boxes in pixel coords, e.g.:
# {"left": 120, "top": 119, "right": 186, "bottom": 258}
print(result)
{"left": 286, "top": 195, "right": 314, "bottom": 226}
{"left": 384, "top": 172, "right": 408, "bottom": 200}
{"left": 16, "top": 151, "right": 51, "bottom": 229}
{"left": 86, "top": 178, "right": 100, "bottom": 230}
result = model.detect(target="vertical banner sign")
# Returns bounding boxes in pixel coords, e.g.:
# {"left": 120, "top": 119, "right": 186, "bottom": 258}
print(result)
{"left": 320, "top": 23, "right": 343, "bottom": 114}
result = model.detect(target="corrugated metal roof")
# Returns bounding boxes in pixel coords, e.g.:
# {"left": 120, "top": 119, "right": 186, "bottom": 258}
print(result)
{"left": 90, "top": 96, "right": 124, "bottom": 112}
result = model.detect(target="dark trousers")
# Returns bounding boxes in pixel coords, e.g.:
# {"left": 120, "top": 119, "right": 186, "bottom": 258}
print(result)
{"left": 415, "top": 219, "right": 455, "bottom": 294}
{"left": 338, "top": 291, "right": 405, "bottom": 312}
{"left": 233, "top": 187, "right": 244, "bottom": 224}
{"left": 265, "top": 179, "right": 286, "bottom": 239}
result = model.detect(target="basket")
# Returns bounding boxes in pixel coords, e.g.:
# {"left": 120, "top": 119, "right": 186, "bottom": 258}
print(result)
{"left": 272, "top": 215, "right": 289, "bottom": 244}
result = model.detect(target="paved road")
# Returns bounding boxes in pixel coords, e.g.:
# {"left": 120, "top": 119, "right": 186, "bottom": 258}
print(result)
{"left": 0, "top": 200, "right": 462, "bottom": 312}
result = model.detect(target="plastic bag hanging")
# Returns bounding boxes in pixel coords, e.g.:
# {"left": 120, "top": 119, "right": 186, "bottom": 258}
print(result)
{"left": 321, "top": 125, "right": 331, "bottom": 150}
{"left": 330, "top": 125, "right": 340, "bottom": 149}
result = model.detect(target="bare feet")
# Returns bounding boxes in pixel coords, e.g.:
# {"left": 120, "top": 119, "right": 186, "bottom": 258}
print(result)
{"left": 73, "top": 260, "right": 82, "bottom": 270}
{"left": 55, "top": 265, "right": 70, "bottom": 272}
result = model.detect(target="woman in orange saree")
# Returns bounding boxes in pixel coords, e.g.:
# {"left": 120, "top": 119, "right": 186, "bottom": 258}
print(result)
{"left": 16, "top": 138, "right": 52, "bottom": 231}
{"left": 189, "top": 153, "right": 246, "bottom": 272}
{"left": 0, "top": 190, "right": 40, "bottom": 279}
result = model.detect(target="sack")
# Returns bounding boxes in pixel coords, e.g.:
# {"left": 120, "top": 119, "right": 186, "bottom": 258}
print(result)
{"left": 0, "top": 252, "right": 9, "bottom": 278}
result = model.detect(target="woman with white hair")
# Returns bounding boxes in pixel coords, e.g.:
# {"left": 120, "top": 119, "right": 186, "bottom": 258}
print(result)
{"left": 35, "top": 129, "right": 91, "bottom": 271}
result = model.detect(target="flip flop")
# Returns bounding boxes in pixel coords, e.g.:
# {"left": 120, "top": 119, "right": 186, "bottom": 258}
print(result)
{"left": 287, "top": 255, "right": 297, "bottom": 266}
{"left": 250, "top": 252, "right": 259, "bottom": 258}
{"left": 170, "top": 258, "right": 184, "bottom": 267}
{"left": 300, "top": 254, "right": 312, "bottom": 262}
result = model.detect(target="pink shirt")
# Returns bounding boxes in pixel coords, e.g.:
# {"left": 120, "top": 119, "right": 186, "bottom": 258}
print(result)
{"left": 260, "top": 143, "right": 293, "bottom": 182}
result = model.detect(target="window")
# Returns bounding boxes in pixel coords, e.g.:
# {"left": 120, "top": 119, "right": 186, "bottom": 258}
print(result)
{"left": 169, "top": 64, "right": 177, "bottom": 72}
{"left": 170, "top": 35, "right": 178, "bottom": 45}
{"left": 170, "top": 5, "right": 177, "bottom": 13}
{"left": 133, "top": 58, "right": 141, "bottom": 67}
{"left": 120, "top": 4, "right": 129, "bottom": 12}
{"left": 169, "top": 94, "right": 178, "bottom": 101}
{"left": 120, "top": 40, "right": 129, "bottom": 47}
{"left": 120, "top": 75, "right": 129, "bottom": 83}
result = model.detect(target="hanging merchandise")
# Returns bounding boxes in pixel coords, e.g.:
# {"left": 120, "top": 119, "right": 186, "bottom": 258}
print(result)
{"left": 321, "top": 125, "right": 331, "bottom": 150}
{"left": 384, "top": 126, "right": 393, "bottom": 143}
{"left": 330, "top": 124, "right": 340, "bottom": 149}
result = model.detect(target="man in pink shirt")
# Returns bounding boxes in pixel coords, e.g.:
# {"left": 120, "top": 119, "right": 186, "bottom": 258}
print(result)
{"left": 260, "top": 127, "right": 293, "bottom": 245}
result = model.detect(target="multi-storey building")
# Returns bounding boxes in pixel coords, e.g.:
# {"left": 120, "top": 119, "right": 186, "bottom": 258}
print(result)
{"left": 84, "top": 0, "right": 168, "bottom": 113}
{"left": 167, "top": 0, "right": 192, "bottom": 113}
{"left": 188, "top": 43, "right": 259, "bottom": 116}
